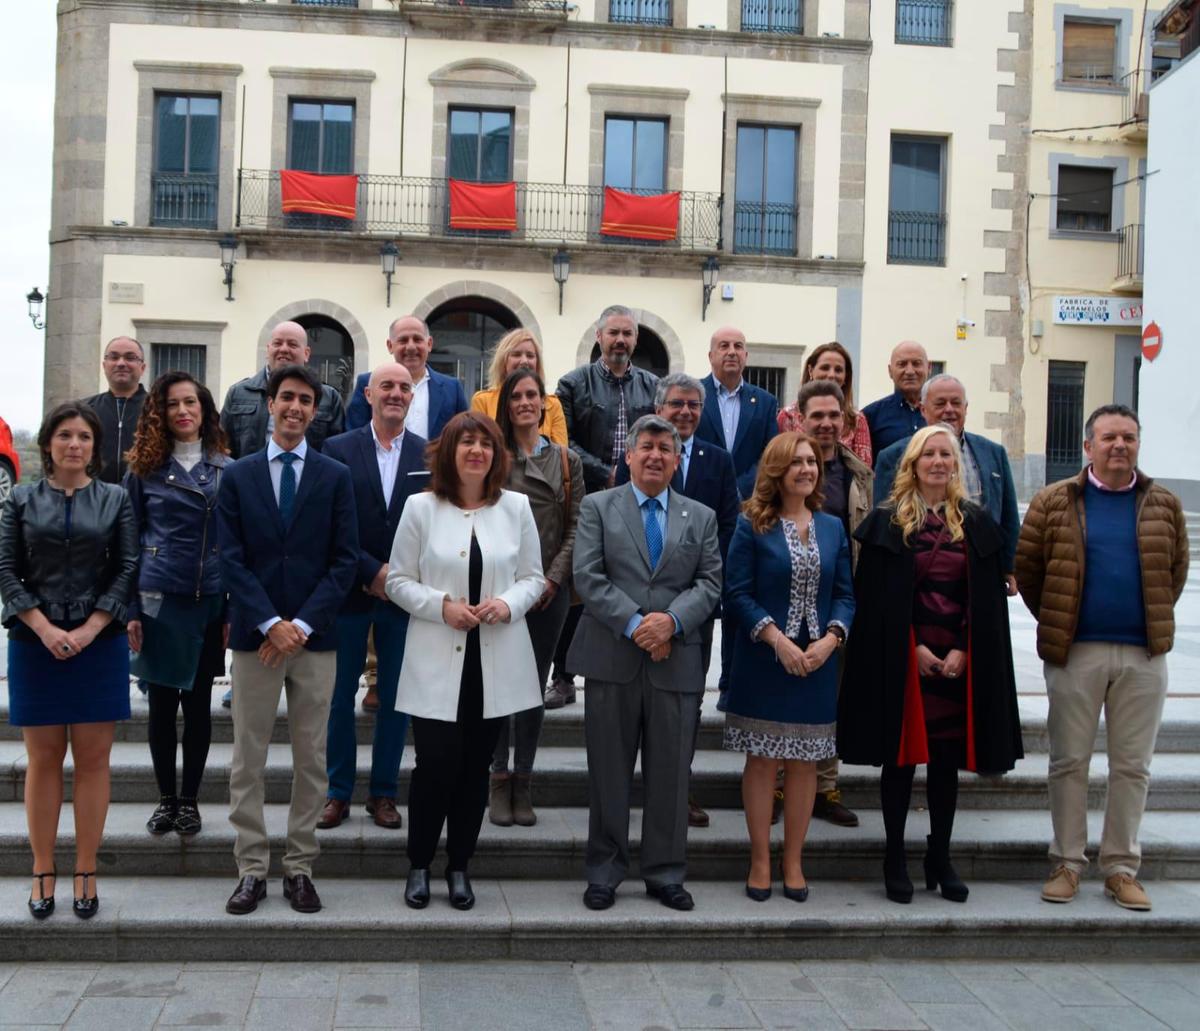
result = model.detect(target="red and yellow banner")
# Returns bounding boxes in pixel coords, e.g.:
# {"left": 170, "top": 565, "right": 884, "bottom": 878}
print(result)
{"left": 449, "top": 179, "right": 518, "bottom": 231}
{"left": 600, "top": 187, "right": 680, "bottom": 241}
{"left": 280, "top": 170, "right": 358, "bottom": 220}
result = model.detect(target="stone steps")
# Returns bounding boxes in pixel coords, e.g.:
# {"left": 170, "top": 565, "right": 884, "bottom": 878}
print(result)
{"left": 2, "top": 876, "right": 1198, "bottom": 963}
{"left": 3, "top": 740, "right": 1199, "bottom": 810}
{"left": 2, "top": 804, "right": 1197, "bottom": 882}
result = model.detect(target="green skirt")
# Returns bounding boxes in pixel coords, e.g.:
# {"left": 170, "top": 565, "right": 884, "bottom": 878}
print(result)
{"left": 131, "top": 592, "right": 225, "bottom": 692}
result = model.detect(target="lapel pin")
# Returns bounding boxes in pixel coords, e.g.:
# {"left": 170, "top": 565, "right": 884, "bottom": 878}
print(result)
{"left": 750, "top": 396, "right": 757, "bottom": 404}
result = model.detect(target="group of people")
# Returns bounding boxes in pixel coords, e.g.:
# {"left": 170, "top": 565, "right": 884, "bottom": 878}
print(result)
{"left": 0, "top": 306, "right": 1188, "bottom": 922}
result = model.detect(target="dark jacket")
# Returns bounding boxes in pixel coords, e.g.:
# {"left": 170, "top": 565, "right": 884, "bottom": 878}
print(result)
{"left": 696, "top": 374, "right": 779, "bottom": 499}
{"left": 507, "top": 439, "right": 585, "bottom": 589}
{"left": 346, "top": 367, "right": 468, "bottom": 438}
{"left": 0, "top": 479, "right": 138, "bottom": 628}
{"left": 123, "top": 452, "right": 229, "bottom": 614}
{"left": 322, "top": 425, "right": 430, "bottom": 614}
{"left": 837, "top": 503, "right": 1023, "bottom": 774}
{"left": 556, "top": 360, "right": 659, "bottom": 493}
{"left": 219, "top": 367, "right": 346, "bottom": 459}
{"left": 83, "top": 386, "right": 147, "bottom": 484}
{"left": 1016, "top": 469, "right": 1189, "bottom": 666}
{"left": 216, "top": 447, "right": 359, "bottom": 651}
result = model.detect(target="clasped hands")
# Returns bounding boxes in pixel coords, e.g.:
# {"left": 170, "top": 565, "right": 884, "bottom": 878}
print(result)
{"left": 632, "top": 611, "right": 675, "bottom": 663}
{"left": 772, "top": 630, "right": 838, "bottom": 678}
{"left": 259, "top": 620, "right": 308, "bottom": 668}
{"left": 442, "top": 595, "right": 512, "bottom": 631}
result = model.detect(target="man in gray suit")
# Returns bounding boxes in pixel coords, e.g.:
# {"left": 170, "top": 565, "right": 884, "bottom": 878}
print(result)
{"left": 569, "top": 415, "right": 723, "bottom": 912}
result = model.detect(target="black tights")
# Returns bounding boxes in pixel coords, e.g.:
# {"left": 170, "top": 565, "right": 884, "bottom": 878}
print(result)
{"left": 146, "top": 676, "right": 215, "bottom": 800}
{"left": 880, "top": 761, "right": 960, "bottom": 856}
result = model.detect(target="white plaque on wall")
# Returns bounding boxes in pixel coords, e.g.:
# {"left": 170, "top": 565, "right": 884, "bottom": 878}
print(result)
{"left": 108, "top": 282, "right": 145, "bottom": 304}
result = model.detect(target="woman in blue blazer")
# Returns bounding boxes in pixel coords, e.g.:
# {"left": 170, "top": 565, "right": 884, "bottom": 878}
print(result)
{"left": 723, "top": 432, "right": 854, "bottom": 903}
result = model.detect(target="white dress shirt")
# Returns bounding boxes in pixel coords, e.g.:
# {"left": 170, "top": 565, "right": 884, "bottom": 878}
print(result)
{"left": 408, "top": 370, "right": 431, "bottom": 440}
{"left": 371, "top": 422, "right": 405, "bottom": 505}
{"left": 715, "top": 379, "right": 743, "bottom": 450}
{"left": 260, "top": 437, "right": 313, "bottom": 638}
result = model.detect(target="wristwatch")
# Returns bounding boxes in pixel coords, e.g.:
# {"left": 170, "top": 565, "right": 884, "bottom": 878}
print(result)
{"left": 826, "top": 625, "right": 847, "bottom": 648}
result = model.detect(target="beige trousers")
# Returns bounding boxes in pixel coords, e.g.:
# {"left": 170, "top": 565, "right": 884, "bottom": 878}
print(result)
{"left": 1045, "top": 641, "right": 1168, "bottom": 877}
{"left": 229, "top": 648, "right": 336, "bottom": 879}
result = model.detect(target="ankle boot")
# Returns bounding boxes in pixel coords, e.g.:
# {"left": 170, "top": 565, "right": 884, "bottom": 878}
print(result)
{"left": 923, "top": 834, "right": 969, "bottom": 902}
{"left": 511, "top": 772, "right": 536, "bottom": 827}
{"left": 883, "top": 846, "right": 914, "bottom": 904}
{"left": 488, "top": 772, "right": 513, "bottom": 826}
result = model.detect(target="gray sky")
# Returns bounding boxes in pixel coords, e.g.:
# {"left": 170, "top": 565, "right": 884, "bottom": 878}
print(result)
{"left": 1, "top": 8, "right": 55, "bottom": 432}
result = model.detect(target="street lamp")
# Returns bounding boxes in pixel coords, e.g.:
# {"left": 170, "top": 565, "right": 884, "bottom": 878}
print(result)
{"left": 552, "top": 248, "right": 570, "bottom": 315}
{"left": 26, "top": 287, "right": 45, "bottom": 330}
{"left": 380, "top": 241, "right": 400, "bottom": 308}
{"left": 218, "top": 235, "right": 238, "bottom": 302}
{"left": 701, "top": 256, "right": 720, "bottom": 322}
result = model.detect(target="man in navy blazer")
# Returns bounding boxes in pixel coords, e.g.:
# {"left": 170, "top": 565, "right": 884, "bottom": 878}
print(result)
{"left": 218, "top": 364, "right": 359, "bottom": 917}
{"left": 318, "top": 363, "right": 431, "bottom": 832}
{"left": 697, "top": 326, "right": 779, "bottom": 500}
{"left": 346, "top": 315, "right": 468, "bottom": 438}
{"left": 617, "top": 373, "right": 737, "bottom": 828}
{"left": 872, "top": 374, "right": 1021, "bottom": 591}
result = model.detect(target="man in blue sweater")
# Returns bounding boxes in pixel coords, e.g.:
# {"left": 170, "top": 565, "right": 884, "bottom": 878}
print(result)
{"left": 1017, "top": 404, "right": 1189, "bottom": 913}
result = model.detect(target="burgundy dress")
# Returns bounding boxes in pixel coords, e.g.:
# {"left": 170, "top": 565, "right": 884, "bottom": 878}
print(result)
{"left": 911, "top": 511, "right": 969, "bottom": 767}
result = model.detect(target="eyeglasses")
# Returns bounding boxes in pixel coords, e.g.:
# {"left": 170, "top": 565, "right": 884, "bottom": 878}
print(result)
{"left": 103, "top": 352, "right": 144, "bottom": 364}
{"left": 663, "top": 399, "right": 702, "bottom": 411}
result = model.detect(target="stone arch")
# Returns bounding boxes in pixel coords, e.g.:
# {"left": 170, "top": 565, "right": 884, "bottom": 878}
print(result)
{"left": 427, "top": 58, "right": 537, "bottom": 90}
{"left": 256, "top": 298, "right": 369, "bottom": 378}
{"left": 411, "top": 280, "right": 542, "bottom": 345}
{"left": 574, "top": 307, "right": 685, "bottom": 373}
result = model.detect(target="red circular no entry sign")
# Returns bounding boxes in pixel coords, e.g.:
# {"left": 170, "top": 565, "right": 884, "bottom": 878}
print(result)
{"left": 1142, "top": 321, "right": 1163, "bottom": 362}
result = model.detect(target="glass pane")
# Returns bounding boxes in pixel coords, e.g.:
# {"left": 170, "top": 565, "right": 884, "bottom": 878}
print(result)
{"left": 479, "top": 111, "right": 512, "bottom": 182}
{"left": 889, "top": 138, "right": 942, "bottom": 212}
{"left": 289, "top": 103, "right": 323, "bottom": 171}
{"left": 187, "top": 98, "right": 219, "bottom": 174}
{"left": 633, "top": 120, "right": 666, "bottom": 191}
{"left": 155, "top": 95, "right": 188, "bottom": 173}
{"left": 604, "top": 118, "right": 634, "bottom": 189}
{"left": 735, "top": 126, "right": 765, "bottom": 204}
{"left": 764, "top": 127, "right": 796, "bottom": 203}
{"left": 449, "top": 109, "right": 481, "bottom": 180}
{"left": 322, "top": 103, "right": 354, "bottom": 173}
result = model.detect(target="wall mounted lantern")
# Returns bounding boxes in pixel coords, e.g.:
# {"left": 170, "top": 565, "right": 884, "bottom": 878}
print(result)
{"left": 701, "top": 256, "right": 720, "bottom": 322}
{"left": 380, "top": 241, "right": 400, "bottom": 308}
{"left": 26, "top": 287, "right": 45, "bottom": 330}
{"left": 218, "top": 235, "right": 238, "bottom": 302}
{"left": 552, "top": 248, "right": 570, "bottom": 315}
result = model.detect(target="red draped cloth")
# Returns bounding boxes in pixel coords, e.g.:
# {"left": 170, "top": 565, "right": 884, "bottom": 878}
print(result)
{"left": 279, "top": 170, "right": 358, "bottom": 220}
{"left": 449, "top": 179, "right": 518, "bottom": 231}
{"left": 600, "top": 187, "right": 680, "bottom": 241}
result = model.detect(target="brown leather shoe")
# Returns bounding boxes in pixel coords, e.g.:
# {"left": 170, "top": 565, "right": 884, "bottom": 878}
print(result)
{"left": 812, "top": 790, "right": 860, "bottom": 827}
{"left": 543, "top": 676, "right": 576, "bottom": 710}
{"left": 282, "top": 873, "right": 322, "bottom": 913}
{"left": 362, "top": 685, "right": 380, "bottom": 713}
{"left": 317, "top": 798, "right": 350, "bottom": 829}
{"left": 687, "top": 796, "right": 710, "bottom": 828}
{"left": 225, "top": 876, "right": 266, "bottom": 915}
{"left": 365, "top": 796, "right": 402, "bottom": 829}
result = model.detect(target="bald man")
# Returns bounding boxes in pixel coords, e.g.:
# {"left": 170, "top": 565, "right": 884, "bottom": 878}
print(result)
{"left": 319, "top": 363, "right": 430, "bottom": 829}
{"left": 860, "top": 340, "right": 929, "bottom": 457}
{"left": 220, "top": 321, "right": 346, "bottom": 459}
{"left": 84, "top": 335, "right": 147, "bottom": 482}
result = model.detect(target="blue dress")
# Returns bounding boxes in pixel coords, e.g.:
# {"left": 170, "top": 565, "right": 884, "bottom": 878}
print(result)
{"left": 722, "top": 512, "right": 855, "bottom": 761}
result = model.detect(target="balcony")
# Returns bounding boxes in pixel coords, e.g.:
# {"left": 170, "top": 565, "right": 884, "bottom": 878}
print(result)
{"left": 397, "top": 0, "right": 570, "bottom": 18}
{"left": 1119, "top": 70, "right": 1150, "bottom": 141}
{"left": 235, "top": 170, "right": 722, "bottom": 251}
{"left": 291, "top": 0, "right": 359, "bottom": 7}
{"left": 741, "top": 0, "right": 804, "bottom": 35}
{"left": 733, "top": 202, "right": 797, "bottom": 256}
{"left": 1111, "top": 223, "right": 1144, "bottom": 294}
{"left": 887, "top": 210, "right": 946, "bottom": 266}
{"left": 895, "top": 0, "right": 953, "bottom": 47}
{"left": 610, "top": 0, "right": 672, "bottom": 26}
{"left": 151, "top": 172, "right": 218, "bottom": 229}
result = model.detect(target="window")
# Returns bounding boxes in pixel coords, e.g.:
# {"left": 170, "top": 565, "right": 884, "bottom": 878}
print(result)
{"left": 448, "top": 108, "right": 514, "bottom": 182}
{"left": 1045, "top": 360, "right": 1086, "bottom": 483}
{"left": 152, "top": 94, "right": 219, "bottom": 228}
{"left": 896, "top": 0, "right": 952, "bottom": 46}
{"left": 1055, "top": 165, "right": 1113, "bottom": 232}
{"left": 151, "top": 343, "right": 207, "bottom": 384}
{"left": 610, "top": 0, "right": 671, "bottom": 25}
{"left": 888, "top": 135, "right": 947, "bottom": 265}
{"left": 288, "top": 100, "right": 354, "bottom": 174}
{"left": 1061, "top": 18, "right": 1119, "bottom": 84}
{"left": 734, "top": 124, "right": 798, "bottom": 255}
{"left": 741, "top": 0, "right": 803, "bottom": 34}
{"left": 928, "top": 361, "right": 946, "bottom": 378}
{"left": 604, "top": 117, "right": 667, "bottom": 192}
{"left": 745, "top": 365, "right": 787, "bottom": 402}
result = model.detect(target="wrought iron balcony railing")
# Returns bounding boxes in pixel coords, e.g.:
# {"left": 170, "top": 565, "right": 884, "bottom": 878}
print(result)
{"left": 236, "top": 170, "right": 723, "bottom": 251}
{"left": 292, "top": 0, "right": 359, "bottom": 8}
{"left": 741, "top": 0, "right": 803, "bottom": 34}
{"left": 1116, "top": 223, "right": 1144, "bottom": 282}
{"left": 610, "top": 0, "right": 672, "bottom": 26}
{"left": 1120, "top": 69, "right": 1151, "bottom": 126}
{"left": 887, "top": 210, "right": 947, "bottom": 266}
{"left": 895, "top": 0, "right": 953, "bottom": 47}
{"left": 398, "top": 0, "right": 570, "bottom": 15}
{"left": 733, "top": 201, "right": 798, "bottom": 256}
{"left": 151, "top": 172, "right": 219, "bottom": 229}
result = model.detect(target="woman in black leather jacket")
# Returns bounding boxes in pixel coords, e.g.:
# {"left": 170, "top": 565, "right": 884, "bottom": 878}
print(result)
{"left": 124, "top": 372, "right": 229, "bottom": 839}
{"left": 0, "top": 402, "right": 137, "bottom": 919}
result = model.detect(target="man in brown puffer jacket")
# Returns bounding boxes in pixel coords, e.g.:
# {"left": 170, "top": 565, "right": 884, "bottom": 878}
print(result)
{"left": 1016, "top": 404, "right": 1189, "bottom": 914}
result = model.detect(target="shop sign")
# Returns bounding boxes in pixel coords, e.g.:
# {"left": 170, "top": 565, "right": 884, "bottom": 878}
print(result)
{"left": 1052, "top": 296, "right": 1143, "bottom": 326}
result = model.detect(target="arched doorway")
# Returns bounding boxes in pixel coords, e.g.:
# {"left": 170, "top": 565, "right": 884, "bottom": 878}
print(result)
{"left": 296, "top": 314, "right": 355, "bottom": 400}
{"left": 590, "top": 324, "right": 670, "bottom": 378}
{"left": 426, "top": 296, "right": 520, "bottom": 396}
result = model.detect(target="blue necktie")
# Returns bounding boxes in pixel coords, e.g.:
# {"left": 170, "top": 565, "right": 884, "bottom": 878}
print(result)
{"left": 642, "top": 497, "right": 663, "bottom": 569}
{"left": 278, "top": 452, "right": 298, "bottom": 524}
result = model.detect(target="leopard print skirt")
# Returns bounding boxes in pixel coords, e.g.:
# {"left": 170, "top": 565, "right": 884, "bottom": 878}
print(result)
{"left": 723, "top": 714, "right": 836, "bottom": 761}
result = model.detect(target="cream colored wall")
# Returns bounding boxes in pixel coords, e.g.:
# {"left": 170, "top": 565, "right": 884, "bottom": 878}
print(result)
{"left": 858, "top": 0, "right": 1021, "bottom": 438}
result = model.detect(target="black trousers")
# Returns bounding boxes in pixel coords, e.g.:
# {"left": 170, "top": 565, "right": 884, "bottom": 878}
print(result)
{"left": 146, "top": 674, "right": 216, "bottom": 800}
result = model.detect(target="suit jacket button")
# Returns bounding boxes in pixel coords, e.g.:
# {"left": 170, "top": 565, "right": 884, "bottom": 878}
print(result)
{"left": 455, "top": 645, "right": 463, "bottom": 652}
{"left": 460, "top": 550, "right": 467, "bottom": 557}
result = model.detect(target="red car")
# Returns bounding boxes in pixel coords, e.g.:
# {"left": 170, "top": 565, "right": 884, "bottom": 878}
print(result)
{"left": 0, "top": 415, "right": 20, "bottom": 501}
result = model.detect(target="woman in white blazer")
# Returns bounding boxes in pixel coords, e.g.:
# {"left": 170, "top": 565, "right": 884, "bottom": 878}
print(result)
{"left": 386, "top": 411, "right": 543, "bottom": 911}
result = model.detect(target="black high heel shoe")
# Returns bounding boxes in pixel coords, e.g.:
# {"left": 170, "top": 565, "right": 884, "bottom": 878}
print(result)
{"left": 883, "top": 849, "right": 914, "bottom": 904}
{"left": 446, "top": 870, "right": 475, "bottom": 911}
{"left": 72, "top": 871, "right": 99, "bottom": 920}
{"left": 404, "top": 868, "right": 430, "bottom": 909}
{"left": 923, "top": 836, "right": 969, "bottom": 902}
{"left": 28, "top": 868, "right": 56, "bottom": 920}
{"left": 745, "top": 883, "right": 772, "bottom": 902}
{"left": 782, "top": 882, "right": 809, "bottom": 903}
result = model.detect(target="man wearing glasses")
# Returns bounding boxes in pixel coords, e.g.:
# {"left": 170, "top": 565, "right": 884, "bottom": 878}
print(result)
{"left": 84, "top": 336, "right": 147, "bottom": 483}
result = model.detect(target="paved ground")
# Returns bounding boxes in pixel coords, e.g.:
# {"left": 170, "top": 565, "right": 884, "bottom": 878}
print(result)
{"left": 0, "top": 958, "right": 1196, "bottom": 1030}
